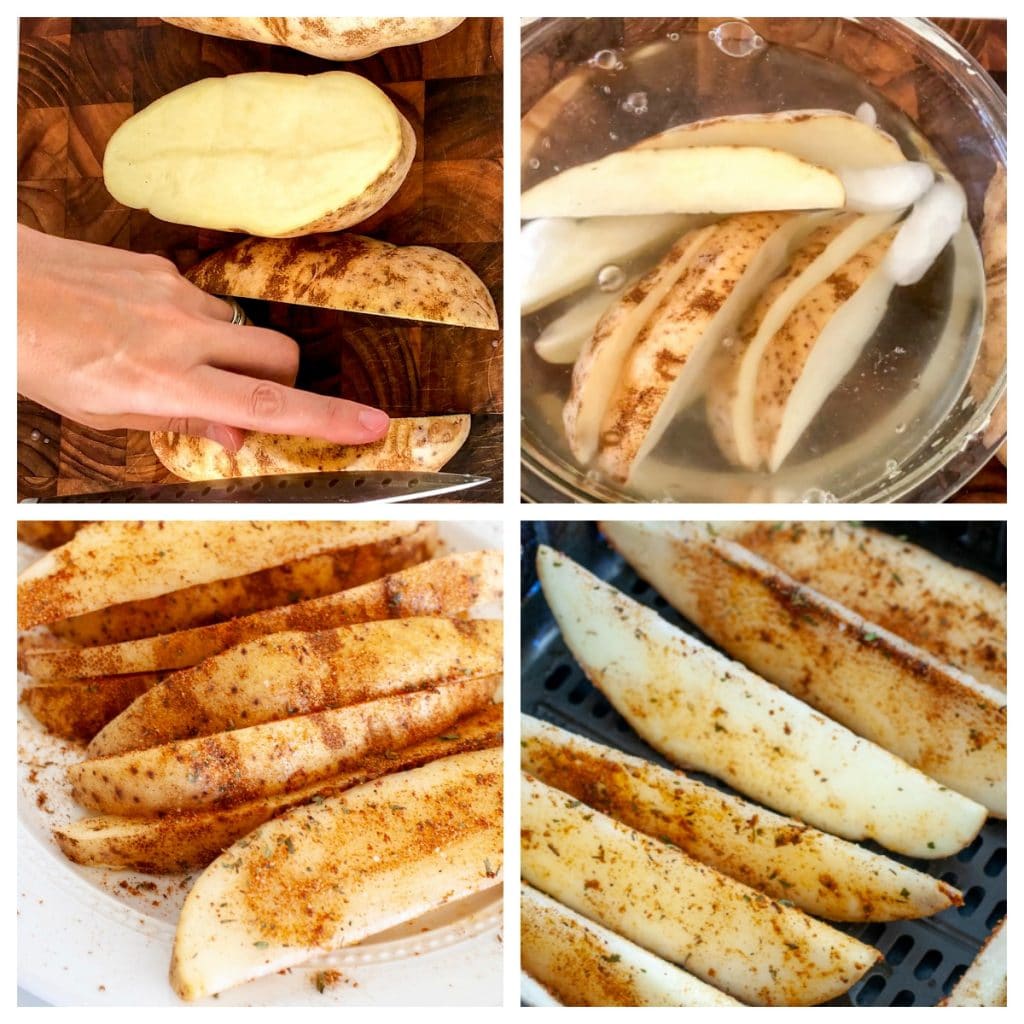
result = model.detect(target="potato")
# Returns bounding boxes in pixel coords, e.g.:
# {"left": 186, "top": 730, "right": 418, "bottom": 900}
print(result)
{"left": 522, "top": 774, "right": 878, "bottom": 1006}
{"left": 187, "top": 234, "right": 498, "bottom": 329}
{"left": 520, "top": 146, "right": 845, "bottom": 219}
{"left": 18, "top": 521, "right": 418, "bottom": 629}
{"left": 601, "top": 523, "right": 1006, "bottom": 816}
{"left": 162, "top": 17, "right": 465, "bottom": 61}
{"left": 69, "top": 673, "right": 498, "bottom": 816}
{"left": 536, "top": 545, "right": 986, "bottom": 857}
{"left": 103, "top": 72, "right": 415, "bottom": 237}
{"left": 48, "top": 525, "right": 437, "bottom": 646}
{"left": 150, "top": 415, "right": 470, "bottom": 482}
{"left": 712, "top": 521, "right": 1006, "bottom": 690}
{"left": 55, "top": 704, "right": 502, "bottom": 872}
{"left": 941, "top": 918, "right": 1006, "bottom": 1006}
{"left": 17, "top": 522, "right": 87, "bottom": 550}
{"left": 27, "top": 549, "right": 502, "bottom": 679}
{"left": 521, "top": 972, "right": 562, "bottom": 1007}
{"left": 522, "top": 715, "right": 961, "bottom": 921}
{"left": 534, "top": 288, "right": 628, "bottom": 365}
{"left": 521, "top": 882, "right": 740, "bottom": 1007}
{"left": 171, "top": 747, "right": 502, "bottom": 1000}
{"left": 90, "top": 617, "right": 502, "bottom": 755}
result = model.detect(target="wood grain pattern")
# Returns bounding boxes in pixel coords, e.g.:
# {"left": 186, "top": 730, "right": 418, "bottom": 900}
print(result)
{"left": 17, "top": 16, "right": 503, "bottom": 502}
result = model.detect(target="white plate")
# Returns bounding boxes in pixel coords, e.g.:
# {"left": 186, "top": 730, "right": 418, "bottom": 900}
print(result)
{"left": 17, "top": 521, "right": 503, "bottom": 1006}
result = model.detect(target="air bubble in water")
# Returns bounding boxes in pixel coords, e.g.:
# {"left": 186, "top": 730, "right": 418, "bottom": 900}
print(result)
{"left": 668, "top": 32, "right": 680, "bottom": 41}
{"left": 609, "top": 131, "right": 619, "bottom": 141}
{"left": 30, "top": 429, "right": 41, "bottom": 441}
{"left": 894, "top": 422, "right": 906, "bottom": 434}
{"left": 590, "top": 49, "right": 623, "bottom": 71}
{"left": 541, "top": 137, "right": 552, "bottom": 150}
{"left": 800, "top": 487, "right": 839, "bottom": 504}
{"left": 598, "top": 265, "right": 627, "bottom": 291}
{"left": 601, "top": 85, "right": 612, "bottom": 95}
{"left": 855, "top": 102, "right": 878, "bottom": 127}
{"left": 527, "top": 157, "right": 540, "bottom": 170}
{"left": 708, "top": 21, "right": 765, "bottom": 58}
{"left": 885, "top": 459, "right": 899, "bottom": 477}
{"left": 622, "top": 91, "right": 648, "bottom": 115}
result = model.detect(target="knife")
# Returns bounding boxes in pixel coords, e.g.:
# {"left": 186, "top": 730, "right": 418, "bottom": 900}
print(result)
{"left": 21, "top": 471, "right": 490, "bottom": 504}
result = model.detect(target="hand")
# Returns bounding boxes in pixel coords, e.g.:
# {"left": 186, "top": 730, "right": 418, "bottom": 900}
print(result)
{"left": 17, "top": 225, "right": 390, "bottom": 451}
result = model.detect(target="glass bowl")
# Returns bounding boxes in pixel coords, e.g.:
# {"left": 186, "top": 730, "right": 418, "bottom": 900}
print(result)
{"left": 520, "top": 17, "right": 1006, "bottom": 503}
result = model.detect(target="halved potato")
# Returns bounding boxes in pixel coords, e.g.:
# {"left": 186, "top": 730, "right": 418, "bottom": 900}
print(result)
{"left": 104, "top": 72, "right": 415, "bottom": 237}
{"left": 150, "top": 415, "right": 470, "bottom": 482}
{"left": 520, "top": 146, "right": 845, "bottom": 219}
{"left": 186, "top": 234, "right": 498, "bottom": 329}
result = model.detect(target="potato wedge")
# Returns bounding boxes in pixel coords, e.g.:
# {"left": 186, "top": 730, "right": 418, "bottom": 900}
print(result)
{"left": 171, "top": 747, "right": 502, "bottom": 1001}
{"left": 522, "top": 715, "right": 961, "bottom": 921}
{"left": 18, "top": 521, "right": 418, "bottom": 629}
{"left": 521, "top": 882, "right": 740, "bottom": 1006}
{"left": 521, "top": 972, "right": 562, "bottom": 1007}
{"left": 69, "top": 673, "right": 498, "bottom": 816}
{"left": 713, "top": 521, "right": 1006, "bottom": 690}
{"left": 90, "top": 617, "right": 502, "bottom": 755}
{"left": 940, "top": 918, "right": 1006, "bottom": 1006}
{"left": 522, "top": 773, "right": 878, "bottom": 1006}
{"left": 48, "top": 525, "right": 437, "bottom": 646}
{"left": 534, "top": 286, "right": 630, "bottom": 365}
{"left": 601, "top": 523, "right": 1006, "bottom": 815}
{"left": 151, "top": 415, "right": 470, "bottom": 482}
{"left": 17, "top": 522, "right": 87, "bottom": 550}
{"left": 55, "top": 704, "right": 502, "bottom": 872}
{"left": 520, "top": 147, "right": 845, "bottom": 219}
{"left": 27, "top": 549, "right": 502, "bottom": 679}
{"left": 104, "top": 72, "right": 415, "bottom": 237}
{"left": 536, "top": 546, "right": 986, "bottom": 856}
{"left": 186, "top": 235, "right": 498, "bottom": 329}
{"left": 162, "top": 17, "right": 464, "bottom": 60}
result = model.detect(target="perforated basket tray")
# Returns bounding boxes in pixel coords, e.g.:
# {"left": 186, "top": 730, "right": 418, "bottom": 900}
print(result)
{"left": 520, "top": 520, "right": 1006, "bottom": 1007}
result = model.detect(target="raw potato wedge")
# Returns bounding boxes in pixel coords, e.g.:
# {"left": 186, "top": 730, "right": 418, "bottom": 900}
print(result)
{"left": 186, "top": 234, "right": 498, "bottom": 329}
{"left": 104, "top": 72, "right": 415, "bottom": 237}
{"left": 90, "top": 617, "right": 502, "bottom": 755}
{"left": 714, "top": 521, "right": 1006, "bottom": 690}
{"left": 21, "top": 673, "right": 165, "bottom": 742}
{"left": 941, "top": 918, "right": 1007, "bottom": 1006}
{"left": 171, "top": 747, "right": 502, "bottom": 1001}
{"left": 69, "top": 673, "right": 498, "bottom": 816}
{"left": 521, "top": 882, "right": 741, "bottom": 1007}
{"left": 536, "top": 546, "right": 986, "bottom": 857}
{"left": 520, "top": 146, "right": 845, "bottom": 219}
{"left": 17, "top": 522, "right": 87, "bottom": 550}
{"left": 602, "top": 523, "right": 1006, "bottom": 815}
{"left": 635, "top": 109, "right": 906, "bottom": 170}
{"left": 596, "top": 213, "right": 818, "bottom": 483}
{"left": 26, "top": 550, "right": 502, "bottom": 679}
{"left": 522, "top": 715, "right": 961, "bottom": 921}
{"left": 151, "top": 416, "right": 470, "bottom": 482}
{"left": 534, "top": 286, "right": 631, "bottom": 365}
{"left": 55, "top": 705, "right": 502, "bottom": 872}
{"left": 522, "top": 774, "right": 879, "bottom": 1006}
{"left": 18, "top": 521, "right": 418, "bottom": 629}
{"left": 48, "top": 525, "right": 437, "bottom": 646}
{"left": 162, "top": 17, "right": 464, "bottom": 60}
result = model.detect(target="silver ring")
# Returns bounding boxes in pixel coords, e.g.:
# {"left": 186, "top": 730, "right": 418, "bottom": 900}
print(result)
{"left": 224, "top": 297, "right": 249, "bottom": 326}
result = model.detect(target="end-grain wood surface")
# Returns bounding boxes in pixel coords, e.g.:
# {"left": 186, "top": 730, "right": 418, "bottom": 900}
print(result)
{"left": 18, "top": 16, "right": 503, "bottom": 502}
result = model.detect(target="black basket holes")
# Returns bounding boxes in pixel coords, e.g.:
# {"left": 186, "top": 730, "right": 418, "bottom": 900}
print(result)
{"left": 942, "top": 964, "right": 967, "bottom": 996}
{"left": 543, "top": 664, "right": 572, "bottom": 692}
{"left": 567, "top": 679, "right": 592, "bottom": 705}
{"left": 629, "top": 578, "right": 651, "bottom": 596}
{"left": 856, "top": 975, "right": 887, "bottom": 1006}
{"left": 861, "top": 922, "right": 887, "bottom": 946}
{"left": 986, "top": 900, "right": 1006, "bottom": 930}
{"left": 984, "top": 847, "right": 1006, "bottom": 877}
{"left": 914, "top": 949, "right": 943, "bottom": 981}
{"left": 957, "top": 834, "right": 984, "bottom": 863}
{"left": 940, "top": 870, "right": 959, "bottom": 887}
{"left": 887, "top": 934, "right": 915, "bottom": 966}
{"left": 957, "top": 885, "right": 985, "bottom": 917}
{"left": 891, "top": 990, "right": 916, "bottom": 1007}
{"left": 591, "top": 697, "right": 612, "bottom": 719}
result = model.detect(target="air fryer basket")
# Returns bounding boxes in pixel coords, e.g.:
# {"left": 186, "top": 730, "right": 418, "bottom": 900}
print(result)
{"left": 520, "top": 520, "right": 1006, "bottom": 1007}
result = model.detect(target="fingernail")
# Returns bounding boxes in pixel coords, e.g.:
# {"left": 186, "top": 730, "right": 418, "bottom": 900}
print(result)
{"left": 358, "top": 409, "right": 390, "bottom": 435}
{"left": 205, "top": 423, "right": 240, "bottom": 452}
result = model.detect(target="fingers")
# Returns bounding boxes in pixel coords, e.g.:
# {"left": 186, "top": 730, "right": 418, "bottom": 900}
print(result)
{"left": 200, "top": 323, "right": 300, "bottom": 387}
{"left": 97, "top": 414, "right": 247, "bottom": 452}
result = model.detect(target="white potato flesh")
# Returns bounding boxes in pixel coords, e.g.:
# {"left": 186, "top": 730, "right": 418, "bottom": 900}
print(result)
{"left": 534, "top": 287, "right": 627, "bottom": 364}
{"left": 521, "top": 715, "right": 962, "bottom": 921}
{"left": 635, "top": 109, "right": 905, "bottom": 171}
{"left": 171, "top": 748, "right": 502, "bottom": 1001}
{"left": 536, "top": 546, "right": 987, "bottom": 856}
{"left": 520, "top": 147, "right": 846, "bottom": 219}
{"left": 942, "top": 918, "right": 1006, "bottom": 1006}
{"left": 884, "top": 178, "right": 967, "bottom": 286}
{"left": 521, "top": 215, "right": 696, "bottom": 314}
{"left": 713, "top": 521, "right": 1006, "bottom": 690}
{"left": 521, "top": 774, "right": 879, "bottom": 1006}
{"left": 520, "top": 883, "right": 740, "bottom": 1006}
{"left": 600, "top": 524, "right": 1006, "bottom": 816}
{"left": 839, "top": 162, "right": 933, "bottom": 212}
{"left": 104, "top": 72, "right": 413, "bottom": 237}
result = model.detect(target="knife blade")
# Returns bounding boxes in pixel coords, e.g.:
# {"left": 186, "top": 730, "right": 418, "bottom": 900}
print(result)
{"left": 21, "top": 471, "right": 490, "bottom": 504}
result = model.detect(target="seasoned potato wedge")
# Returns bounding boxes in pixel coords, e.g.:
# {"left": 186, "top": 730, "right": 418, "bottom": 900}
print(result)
{"left": 521, "top": 882, "right": 740, "bottom": 1006}
{"left": 171, "top": 747, "right": 502, "bottom": 1001}
{"left": 602, "top": 522, "right": 1006, "bottom": 815}
{"left": 69, "top": 674, "right": 498, "bottom": 816}
{"left": 18, "top": 521, "right": 419, "bottom": 629}
{"left": 55, "top": 705, "right": 502, "bottom": 872}
{"left": 536, "top": 546, "right": 986, "bottom": 857}
{"left": 522, "top": 715, "right": 961, "bottom": 921}
{"left": 187, "top": 235, "right": 498, "bottom": 329}
{"left": 521, "top": 972, "right": 562, "bottom": 1007}
{"left": 151, "top": 415, "right": 470, "bottom": 482}
{"left": 522, "top": 774, "right": 878, "bottom": 1006}
{"left": 941, "top": 918, "right": 1006, "bottom": 1006}
{"left": 26, "top": 549, "right": 502, "bottom": 679}
{"left": 90, "top": 618, "right": 502, "bottom": 756}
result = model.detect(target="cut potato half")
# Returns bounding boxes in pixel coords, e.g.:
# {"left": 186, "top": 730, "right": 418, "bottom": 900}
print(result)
{"left": 520, "top": 146, "right": 845, "bottom": 219}
{"left": 151, "top": 415, "right": 469, "bottom": 482}
{"left": 187, "top": 235, "right": 498, "bottom": 329}
{"left": 104, "top": 72, "right": 415, "bottom": 236}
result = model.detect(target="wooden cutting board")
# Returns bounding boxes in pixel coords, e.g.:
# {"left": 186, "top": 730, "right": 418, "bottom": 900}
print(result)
{"left": 17, "top": 16, "right": 503, "bottom": 502}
